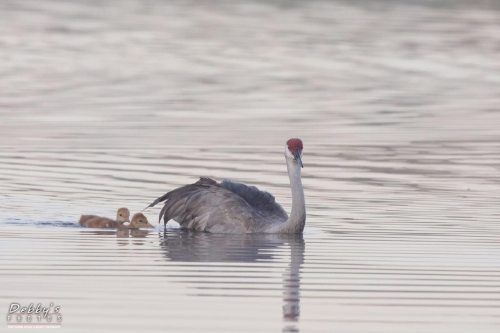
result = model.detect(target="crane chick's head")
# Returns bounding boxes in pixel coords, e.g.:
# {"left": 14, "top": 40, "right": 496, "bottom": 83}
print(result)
{"left": 116, "top": 207, "right": 131, "bottom": 223}
{"left": 129, "top": 213, "right": 154, "bottom": 229}
{"left": 286, "top": 138, "right": 303, "bottom": 168}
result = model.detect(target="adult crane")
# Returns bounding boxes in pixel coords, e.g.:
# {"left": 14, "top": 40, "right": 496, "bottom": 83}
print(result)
{"left": 144, "top": 138, "right": 306, "bottom": 234}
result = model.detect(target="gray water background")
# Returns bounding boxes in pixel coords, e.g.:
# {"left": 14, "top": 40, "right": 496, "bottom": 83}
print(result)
{"left": 1, "top": 0, "right": 500, "bottom": 332}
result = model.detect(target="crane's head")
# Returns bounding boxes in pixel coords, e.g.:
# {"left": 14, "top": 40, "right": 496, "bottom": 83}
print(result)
{"left": 286, "top": 138, "right": 303, "bottom": 168}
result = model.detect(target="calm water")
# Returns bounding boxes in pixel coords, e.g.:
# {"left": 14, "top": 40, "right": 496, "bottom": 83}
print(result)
{"left": 1, "top": 0, "right": 500, "bottom": 332}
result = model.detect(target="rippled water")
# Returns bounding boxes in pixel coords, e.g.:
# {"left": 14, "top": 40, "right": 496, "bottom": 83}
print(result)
{"left": 1, "top": 0, "right": 500, "bottom": 332}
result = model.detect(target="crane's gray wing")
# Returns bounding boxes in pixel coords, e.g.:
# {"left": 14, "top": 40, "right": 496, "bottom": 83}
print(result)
{"left": 221, "top": 179, "right": 288, "bottom": 221}
{"left": 146, "top": 178, "right": 257, "bottom": 233}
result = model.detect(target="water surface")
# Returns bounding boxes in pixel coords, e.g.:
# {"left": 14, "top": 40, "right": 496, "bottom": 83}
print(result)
{"left": 1, "top": 0, "right": 500, "bottom": 332}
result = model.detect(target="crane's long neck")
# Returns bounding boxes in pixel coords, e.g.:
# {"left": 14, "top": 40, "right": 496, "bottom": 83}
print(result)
{"left": 276, "top": 157, "right": 306, "bottom": 233}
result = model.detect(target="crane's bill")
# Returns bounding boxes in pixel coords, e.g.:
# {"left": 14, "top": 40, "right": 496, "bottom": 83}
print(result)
{"left": 293, "top": 151, "right": 304, "bottom": 168}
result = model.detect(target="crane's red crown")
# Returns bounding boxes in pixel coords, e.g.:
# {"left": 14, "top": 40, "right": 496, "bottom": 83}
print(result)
{"left": 287, "top": 138, "right": 303, "bottom": 152}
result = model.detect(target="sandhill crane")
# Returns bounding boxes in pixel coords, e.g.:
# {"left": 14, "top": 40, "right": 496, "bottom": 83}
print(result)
{"left": 144, "top": 138, "right": 306, "bottom": 233}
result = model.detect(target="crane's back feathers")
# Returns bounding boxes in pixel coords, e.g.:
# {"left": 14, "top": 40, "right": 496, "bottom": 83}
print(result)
{"left": 221, "top": 179, "right": 288, "bottom": 220}
{"left": 146, "top": 177, "right": 288, "bottom": 233}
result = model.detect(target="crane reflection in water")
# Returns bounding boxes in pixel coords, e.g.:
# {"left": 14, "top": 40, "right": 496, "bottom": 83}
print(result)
{"left": 158, "top": 228, "right": 305, "bottom": 332}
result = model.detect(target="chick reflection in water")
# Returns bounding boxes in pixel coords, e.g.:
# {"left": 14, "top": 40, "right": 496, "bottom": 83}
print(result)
{"left": 159, "top": 230, "right": 304, "bottom": 331}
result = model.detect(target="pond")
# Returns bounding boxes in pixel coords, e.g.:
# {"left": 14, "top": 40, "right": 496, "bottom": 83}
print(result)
{"left": 1, "top": 0, "right": 500, "bottom": 332}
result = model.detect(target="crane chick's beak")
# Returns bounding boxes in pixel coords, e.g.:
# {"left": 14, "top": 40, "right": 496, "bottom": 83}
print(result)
{"left": 293, "top": 150, "right": 303, "bottom": 168}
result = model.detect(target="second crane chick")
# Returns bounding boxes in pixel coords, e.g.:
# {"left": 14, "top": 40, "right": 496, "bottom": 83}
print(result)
{"left": 127, "top": 213, "right": 154, "bottom": 229}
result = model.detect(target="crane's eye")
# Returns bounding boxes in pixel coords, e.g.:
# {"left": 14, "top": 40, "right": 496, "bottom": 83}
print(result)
{"left": 139, "top": 220, "right": 143, "bottom": 223}
{"left": 119, "top": 214, "right": 122, "bottom": 216}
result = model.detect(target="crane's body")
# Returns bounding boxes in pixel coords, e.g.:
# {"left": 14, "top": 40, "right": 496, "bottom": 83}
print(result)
{"left": 145, "top": 138, "right": 306, "bottom": 234}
